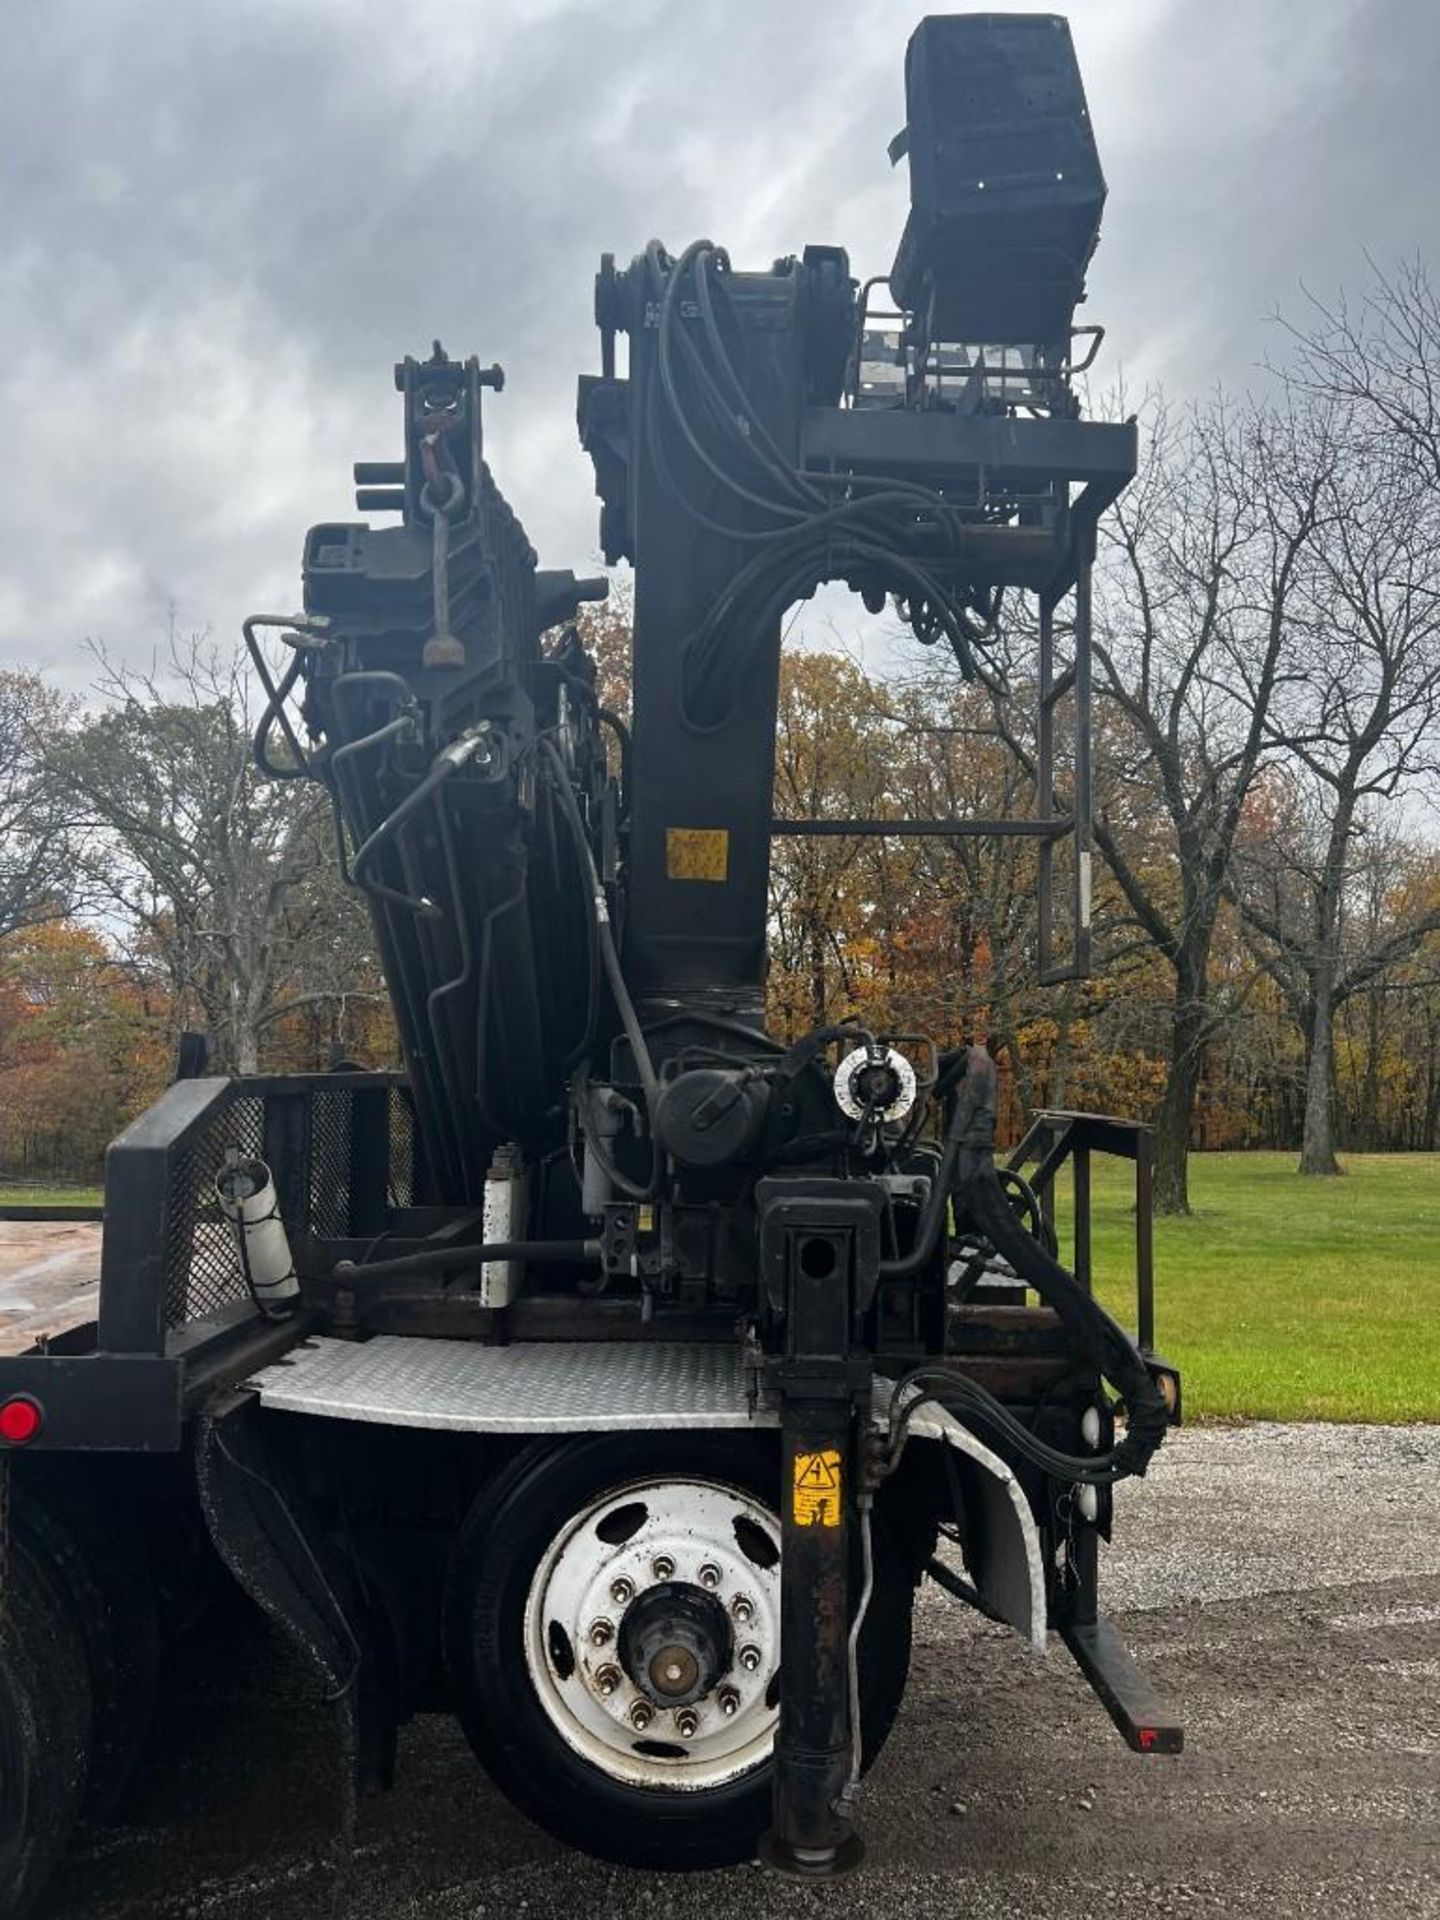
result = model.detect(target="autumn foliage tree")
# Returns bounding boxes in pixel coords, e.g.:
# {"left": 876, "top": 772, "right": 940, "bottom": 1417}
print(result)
{"left": 0, "top": 921, "right": 169, "bottom": 1180}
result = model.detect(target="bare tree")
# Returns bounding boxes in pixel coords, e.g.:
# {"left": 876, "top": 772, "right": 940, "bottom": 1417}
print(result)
{"left": 0, "top": 671, "right": 78, "bottom": 938}
{"left": 51, "top": 631, "right": 382, "bottom": 1073}
{"left": 1231, "top": 268, "right": 1440, "bottom": 1172}
{"left": 1088, "top": 392, "right": 1331, "bottom": 1211}
{"left": 1283, "top": 258, "right": 1440, "bottom": 492}
{"left": 1234, "top": 440, "right": 1440, "bottom": 1171}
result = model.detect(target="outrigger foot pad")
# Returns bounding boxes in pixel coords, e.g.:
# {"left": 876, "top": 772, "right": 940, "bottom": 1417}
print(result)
{"left": 757, "top": 1830, "right": 865, "bottom": 1879}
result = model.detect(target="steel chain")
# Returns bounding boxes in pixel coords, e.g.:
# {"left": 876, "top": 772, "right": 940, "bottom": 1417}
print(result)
{"left": 421, "top": 457, "right": 466, "bottom": 669}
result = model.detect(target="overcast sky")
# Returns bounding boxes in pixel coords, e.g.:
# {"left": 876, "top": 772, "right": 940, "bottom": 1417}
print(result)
{"left": 4, "top": 0, "right": 1438, "bottom": 690}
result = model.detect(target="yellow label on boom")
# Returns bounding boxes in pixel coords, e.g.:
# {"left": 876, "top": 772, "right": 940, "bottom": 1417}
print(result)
{"left": 666, "top": 828, "right": 730, "bottom": 883}
{"left": 792, "top": 1449, "right": 842, "bottom": 1527}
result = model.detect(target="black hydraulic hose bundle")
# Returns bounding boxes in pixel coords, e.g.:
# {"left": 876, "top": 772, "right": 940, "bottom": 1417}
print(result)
{"left": 965, "top": 1160, "right": 1169, "bottom": 1477}
{"left": 537, "top": 735, "right": 664, "bottom": 1199}
{"left": 349, "top": 730, "right": 491, "bottom": 917}
{"left": 878, "top": 1044, "right": 993, "bottom": 1281}
{"left": 640, "top": 242, "right": 1007, "bottom": 727}
{"left": 885, "top": 1045, "right": 1168, "bottom": 1482}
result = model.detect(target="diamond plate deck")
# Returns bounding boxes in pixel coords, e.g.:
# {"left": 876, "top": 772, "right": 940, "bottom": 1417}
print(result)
{"left": 248, "top": 1335, "right": 776, "bottom": 1433}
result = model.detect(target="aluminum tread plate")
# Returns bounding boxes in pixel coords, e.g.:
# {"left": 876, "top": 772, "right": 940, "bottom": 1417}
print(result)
{"left": 249, "top": 1335, "right": 776, "bottom": 1433}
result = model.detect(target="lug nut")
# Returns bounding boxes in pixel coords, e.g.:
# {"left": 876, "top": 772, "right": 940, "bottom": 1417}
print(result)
{"left": 629, "top": 1700, "right": 654, "bottom": 1731}
{"left": 730, "top": 1594, "right": 755, "bottom": 1624}
{"left": 738, "top": 1643, "right": 762, "bottom": 1673}
{"left": 698, "top": 1562, "right": 723, "bottom": 1589}
{"left": 651, "top": 1554, "right": 676, "bottom": 1581}
{"left": 718, "top": 1687, "right": 741, "bottom": 1718}
{"left": 610, "top": 1576, "right": 635, "bottom": 1606}
{"left": 595, "top": 1664, "right": 621, "bottom": 1697}
{"left": 674, "top": 1708, "right": 700, "bottom": 1737}
{"left": 588, "top": 1618, "right": 614, "bottom": 1646}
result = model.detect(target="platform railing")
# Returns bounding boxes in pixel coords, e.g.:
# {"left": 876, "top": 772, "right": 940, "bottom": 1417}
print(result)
{"left": 1005, "top": 1109, "right": 1155, "bottom": 1353}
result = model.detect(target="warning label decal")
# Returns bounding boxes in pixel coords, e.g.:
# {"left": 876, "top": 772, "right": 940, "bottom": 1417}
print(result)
{"left": 666, "top": 827, "right": 730, "bottom": 883}
{"left": 792, "top": 1448, "right": 842, "bottom": 1528}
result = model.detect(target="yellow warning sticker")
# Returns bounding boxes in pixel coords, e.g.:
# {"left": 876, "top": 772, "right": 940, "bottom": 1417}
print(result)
{"left": 792, "top": 1448, "right": 842, "bottom": 1528}
{"left": 666, "top": 827, "right": 730, "bottom": 883}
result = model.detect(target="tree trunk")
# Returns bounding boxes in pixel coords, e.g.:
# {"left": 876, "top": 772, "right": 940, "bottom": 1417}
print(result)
{"left": 1298, "top": 974, "right": 1342, "bottom": 1175}
{"left": 1153, "top": 986, "right": 1206, "bottom": 1215}
{"left": 808, "top": 919, "right": 826, "bottom": 1028}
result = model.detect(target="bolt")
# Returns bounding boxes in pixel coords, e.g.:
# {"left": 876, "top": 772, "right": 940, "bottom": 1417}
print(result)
{"left": 610, "top": 1576, "right": 634, "bottom": 1606}
{"left": 629, "top": 1700, "right": 654, "bottom": 1731}
{"left": 730, "top": 1594, "right": 755, "bottom": 1624}
{"left": 651, "top": 1554, "right": 675, "bottom": 1582}
{"left": 674, "top": 1708, "right": 700, "bottom": 1737}
{"left": 718, "top": 1687, "right": 741, "bottom": 1718}
{"left": 698, "top": 1562, "right": 723, "bottom": 1589}
{"left": 595, "top": 1664, "right": 621, "bottom": 1697}
{"left": 588, "top": 1618, "right": 614, "bottom": 1647}
{"left": 738, "top": 1643, "right": 762, "bottom": 1673}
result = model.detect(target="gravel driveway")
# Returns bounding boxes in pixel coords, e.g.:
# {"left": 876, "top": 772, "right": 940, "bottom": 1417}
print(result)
{"left": 0, "top": 1220, "right": 101, "bottom": 1352}
{"left": 47, "top": 1421, "right": 1440, "bottom": 1920}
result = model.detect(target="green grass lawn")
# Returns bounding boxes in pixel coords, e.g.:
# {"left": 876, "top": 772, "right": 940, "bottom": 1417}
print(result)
{"left": 0, "top": 1184, "right": 104, "bottom": 1208}
{"left": 1050, "top": 1151, "right": 1440, "bottom": 1425}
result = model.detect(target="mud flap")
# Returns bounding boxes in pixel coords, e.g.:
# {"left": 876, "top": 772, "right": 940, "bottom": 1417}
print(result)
{"left": 901, "top": 1402, "right": 1047, "bottom": 1650}
{"left": 194, "top": 1392, "right": 394, "bottom": 1841}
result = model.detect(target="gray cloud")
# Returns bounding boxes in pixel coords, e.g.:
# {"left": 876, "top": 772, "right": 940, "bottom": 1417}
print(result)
{"left": 3, "top": 0, "right": 1437, "bottom": 687}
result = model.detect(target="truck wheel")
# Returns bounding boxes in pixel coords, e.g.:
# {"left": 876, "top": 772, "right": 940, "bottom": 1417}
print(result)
{"left": 13, "top": 1489, "right": 160, "bottom": 1820}
{"left": 444, "top": 1432, "right": 912, "bottom": 1870}
{"left": 0, "top": 1532, "right": 92, "bottom": 1919}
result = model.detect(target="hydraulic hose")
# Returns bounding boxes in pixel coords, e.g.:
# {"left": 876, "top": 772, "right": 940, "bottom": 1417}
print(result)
{"left": 878, "top": 1045, "right": 994, "bottom": 1279}
{"left": 537, "top": 737, "right": 662, "bottom": 1113}
{"left": 639, "top": 242, "right": 1009, "bottom": 727}
{"left": 961, "top": 1157, "right": 1169, "bottom": 1477}
{"left": 879, "top": 1045, "right": 1168, "bottom": 1478}
{"left": 350, "top": 729, "right": 492, "bottom": 918}
{"left": 333, "top": 1238, "right": 600, "bottom": 1281}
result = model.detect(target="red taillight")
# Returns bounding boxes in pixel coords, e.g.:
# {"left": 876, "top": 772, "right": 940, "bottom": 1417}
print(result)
{"left": 0, "top": 1396, "right": 43, "bottom": 1445}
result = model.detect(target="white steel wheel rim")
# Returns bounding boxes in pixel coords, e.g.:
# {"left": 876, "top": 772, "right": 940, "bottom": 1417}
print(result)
{"left": 522, "top": 1474, "right": 782, "bottom": 1791}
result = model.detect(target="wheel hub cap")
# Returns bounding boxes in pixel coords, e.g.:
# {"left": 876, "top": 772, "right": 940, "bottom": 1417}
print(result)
{"left": 619, "top": 1581, "right": 732, "bottom": 1707}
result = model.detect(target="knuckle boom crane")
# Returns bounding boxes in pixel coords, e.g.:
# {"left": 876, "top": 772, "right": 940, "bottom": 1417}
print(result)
{"left": 263, "top": 11, "right": 1177, "bottom": 1869}
{"left": 0, "top": 16, "right": 1184, "bottom": 1906}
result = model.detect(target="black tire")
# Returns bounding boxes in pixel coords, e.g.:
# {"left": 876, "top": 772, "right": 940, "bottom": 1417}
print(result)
{"left": 0, "top": 1532, "right": 93, "bottom": 1920}
{"left": 443, "top": 1431, "right": 912, "bottom": 1871}
{"left": 13, "top": 1490, "right": 161, "bottom": 1820}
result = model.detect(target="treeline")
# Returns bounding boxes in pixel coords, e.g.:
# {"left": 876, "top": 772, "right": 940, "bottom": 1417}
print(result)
{"left": 764, "top": 648, "right": 1440, "bottom": 1175}
{"left": 0, "top": 642, "right": 393, "bottom": 1181}
{"left": 2, "top": 264, "right": 1439, "bottom": 1207}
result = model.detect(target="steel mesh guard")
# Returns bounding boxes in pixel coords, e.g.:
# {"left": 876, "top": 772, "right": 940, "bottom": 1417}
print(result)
{"left": 160, "top": 1076, "right": 414, "bottom": 1330}
{"left": 163, "top": 1094, "right": 266, "bottom": 1326}
{"left": 308, "top": 1089, "right": 354, "bottom": 1242}
{"left": 387, "top": 1086, "right": 416, "bottom": 1207}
